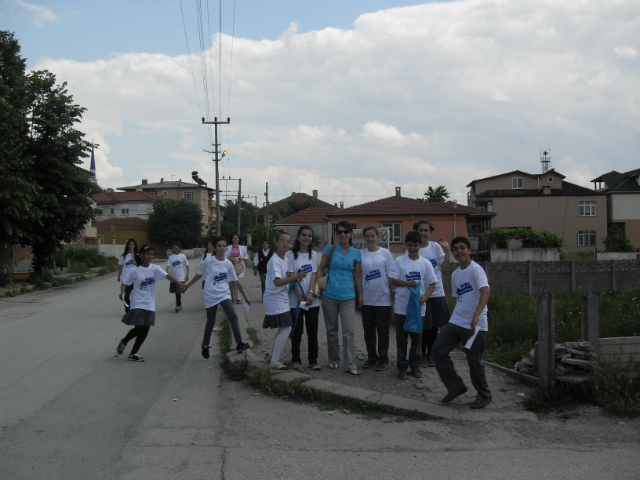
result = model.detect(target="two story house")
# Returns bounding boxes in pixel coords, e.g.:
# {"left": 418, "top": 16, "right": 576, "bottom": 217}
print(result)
{"left": 591, "top": 168, "right": 640, "bottom": 249}
{"left": 467, "top": 169, "right": 606, "bottom": 252}
{"left": 93, "top": 191, "right": 158, "bottom": 223}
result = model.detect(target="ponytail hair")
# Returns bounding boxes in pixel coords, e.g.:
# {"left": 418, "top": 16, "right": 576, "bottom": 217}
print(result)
{"left": 135, "top": 244, "right": 154, "bottom": 266}
{"left": 121, "top": 238, "right": 139, "bottom": 259}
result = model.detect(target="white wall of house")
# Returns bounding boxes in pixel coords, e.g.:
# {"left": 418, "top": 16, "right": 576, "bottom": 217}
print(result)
{"left": 610, "top": 194, "right": 640, "bottom": 220}
{"left": 95, "top": 201, "right": 154, "bottom": 222}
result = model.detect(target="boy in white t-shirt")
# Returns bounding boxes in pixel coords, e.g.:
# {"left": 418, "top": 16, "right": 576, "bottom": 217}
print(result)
{"left": 389, "top": 231, "right": 437, "bottom": 380}
{"left": 433, "top": 237, "right": 492, "bottom": 409}
{"left": 166, "top": 242, "right": 189, "bottom": 313}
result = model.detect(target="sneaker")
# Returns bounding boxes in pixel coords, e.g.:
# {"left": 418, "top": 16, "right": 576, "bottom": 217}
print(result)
{"left": 175, "top": 306, "right": 179, "bottom": 313}
{"left": 362, "top": 359, "right": 378, "bottom": 369}
{"left": 270, "top": 361, "right": 289, "bottom": 371}
{"left": 427, "top": 352, "right": 435, "bottom": 367}
{"left": 397, "top": 370, "right": 408, "bottom": 380}
{"left": 264, "top": 353, "right": 272, "bottom": 363}
{"left": 309, "top": 363, "right": 322, "bottom": 371}
{"left": 236, "top": 342, "right": 250, "bottom": 353}
{"left": 471, "top": 394, "right": 492, "bottom": 409}
{"left": 291, "top": 361, "right": 301, "bottom": 368}
{"left": 128, "top": 354, "right": 145, "bottom": 362}
{"left": 420, "top": 355, "right": 429, "bottom": 367}
{"left": 408, "top": 369, "right": 423, "bottom": 378}
{"left": 375, "top": 362, "right": 390, "bottom": 371}
{"left": 117, "top": 339, "right": 127, "bottom": 356}
{"left": 440, "top": 386, "right": 468, "bottom": 404}
{"left": 201, "top": 344, "right": 210, "bottom": 359}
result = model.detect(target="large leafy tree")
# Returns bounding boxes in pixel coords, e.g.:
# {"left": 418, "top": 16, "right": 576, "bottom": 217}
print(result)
{"left": 217, "top": 199, "right": 259, "bottom": 242}
{"left": 148, "top": 199, "right": 203, "bottom": 248}
{"left": 1, "top": 31, "right": 99, "bottom": 273}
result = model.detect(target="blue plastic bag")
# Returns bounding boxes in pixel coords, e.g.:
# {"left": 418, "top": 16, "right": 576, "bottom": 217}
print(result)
{"left": 403, "top": 282, "right": 423, "bottom": 333}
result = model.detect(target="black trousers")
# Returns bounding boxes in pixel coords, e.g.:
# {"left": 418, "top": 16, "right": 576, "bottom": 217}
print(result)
{"left": 123, "top": 284, "right": 133, "bottom": 313}
{"left": 290, "top": 306, "right": 320, "bottom": 364}
{"left": 361, "top": 305, "right": 391, "bottom": 363}
{"left": 123, "top": 325, "right": 150, "bottom": 355}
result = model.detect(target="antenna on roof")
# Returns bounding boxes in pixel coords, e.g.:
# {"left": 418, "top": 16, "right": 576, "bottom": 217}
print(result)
{"left": 540, "top": 149, "right": 551, "bottom": 173}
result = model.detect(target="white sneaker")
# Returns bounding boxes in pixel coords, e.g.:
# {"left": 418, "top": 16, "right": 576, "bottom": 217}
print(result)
{"left": 264, "top": 353, "right": 272, "bottom": 363}
{"left": 270, "top": 362, "right": 289, "bottom": 371}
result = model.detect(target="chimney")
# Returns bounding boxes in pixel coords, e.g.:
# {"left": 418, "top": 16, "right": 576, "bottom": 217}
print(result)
{"left": 334, "top": 203, "right": 338, "bottom": 207}
{"left": 395, "top": 186, "right": 401, "bottom": 197}
{"left": 141, "top": 179, "right": 148, "bottom": 185}
{"left": 453, "top": 199, "right": 458, "bottom": 209}
{"left": 313, "top": 189, "right": 318, "bottom": 199}
{"left": 340, "top": 202, "right": 344, "bottom": 209}
{"left": 292, "top": 192, "right": 296, "bottom": 196}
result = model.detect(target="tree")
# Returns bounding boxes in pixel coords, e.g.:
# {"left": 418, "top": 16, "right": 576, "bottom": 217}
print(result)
{"left": 1, "top": 31, "right": 99, "bottom": 274}
{"left": 278, "top": 198, "right": 318, "bottom": 219}
{"left": 602, "top": 223, "right": 634, "bottom": 252}
{"left": 218, "top": 199, "right": 259, "bottom": 241}
{"left": 423, "top": 185, "right": 450, "bottom": 203}
{"left": 148, "top": 199, "right": 203, "bottom": 248}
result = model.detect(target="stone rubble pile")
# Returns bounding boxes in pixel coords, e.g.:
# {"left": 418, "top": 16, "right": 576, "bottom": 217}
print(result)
{"left": 514, "top": 341, "right": 598, "bottom": 383}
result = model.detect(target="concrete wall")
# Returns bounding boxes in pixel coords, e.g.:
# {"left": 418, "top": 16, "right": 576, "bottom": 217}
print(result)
{"left": 491, "top": 248, "right": 560, "bottom": 262}
{"left": 98, "top": 244, "right": 124, "bottom": 258}
{"left": 491, "top": 195, "right": 607, "bottom": 253}
{"left": 599, "top": 337, "right": 640, "bottom": 376}
{"left": 610, "top": 194, "right": 640, "bottom": 221}
{"left": 597, "top": 252, "right": 640, "bottom": 261}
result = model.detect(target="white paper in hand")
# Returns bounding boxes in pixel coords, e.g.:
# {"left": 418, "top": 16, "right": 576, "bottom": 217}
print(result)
{"left": 464, "top": 329, "right": 480, "bottom": 349}
{"left": 242, "top": 299, "right": 250, "bottom": 313}
{"left": 299, "top": 301, "right": 309, "bottom": 311}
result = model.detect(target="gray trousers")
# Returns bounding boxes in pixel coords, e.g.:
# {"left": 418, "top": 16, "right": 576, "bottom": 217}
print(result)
{"left": 433, "top": 323, "right": 491, "bottom": 398}
{"left": 322, "top": 295, "right": 357, "bottom": 371}
{"left": 203, "top": 299, "right": 242, "bottom": 345}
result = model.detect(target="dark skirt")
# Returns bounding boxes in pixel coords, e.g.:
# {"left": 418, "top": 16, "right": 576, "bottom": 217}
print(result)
{"left": 263, "top": 310, "right": 293, "bottom": 329}
{"left": 121, "top": 308, "right": 156, "bottom": 326}
{"left": 423, "top": 296, "right": 451, "bottom": 329}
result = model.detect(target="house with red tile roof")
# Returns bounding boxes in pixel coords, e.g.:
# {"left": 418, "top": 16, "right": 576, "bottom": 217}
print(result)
{"left": 325, "top": 187, "right": 494, "bottom": 253}
{"left": 467, "top": 168, "right": 606, "bottom": 252}
{"left": 257, "top": 190, "right": 336, "bottom": 222}
{"left": 275, "top": 206, "right": 339, "bottom": 248}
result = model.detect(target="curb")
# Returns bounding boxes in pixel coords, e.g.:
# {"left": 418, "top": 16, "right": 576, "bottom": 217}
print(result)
{"left": 226, "top": 349, "right": 538, "bottom": 423}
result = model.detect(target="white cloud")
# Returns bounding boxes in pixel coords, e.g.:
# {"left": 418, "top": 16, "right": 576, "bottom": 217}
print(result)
{"left": 13, "top": 0, "right": 57, "bottom": 27}
{"left": 34, "top": 0, "right": 640, "bottom": 206}
{"left": 84, "top": 134, "right": 123, "bottom": 187}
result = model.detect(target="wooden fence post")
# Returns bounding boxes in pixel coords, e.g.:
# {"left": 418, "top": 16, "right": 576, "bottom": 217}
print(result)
{"left": 571, "top": 260, "right": 576, "bottom": 293}
{"left": 538, "top": 289, "right": 555, "bottom": 395}
{"left": 528, "top": 260, "right": 533, "bottom": 296}
{"left": 611, "top": 259, "right": 617, "bottom": 292}
{"left": 581, "top": 292, "right": 600, "bottom": 358}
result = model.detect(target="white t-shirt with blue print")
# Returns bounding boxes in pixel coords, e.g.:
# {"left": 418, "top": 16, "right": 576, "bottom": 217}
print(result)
{"left": 124, "top": 264, "right": 168, "bottom": 311}
{"left": 286, "top": 250, "right": 320, "bottom": 309}
{"left": 361, "top": 248, "right": 394, "bottom": 307}
{"left": 419, "top": 242, "right": 446, "bottom": 298}
{"left": 118, "top": 253, "right": 135, "bottom": 284}
{"left": 449, "top": 261, "right": 489, "bottom": 331}
{"left": 167, "top": 253, "right": 189, "bottom": 281}
{"left": 198, "top": 256, "right": 238, "bottom": 309}
{"left": 389, "top": 255, "right": 437, "bottom": 316}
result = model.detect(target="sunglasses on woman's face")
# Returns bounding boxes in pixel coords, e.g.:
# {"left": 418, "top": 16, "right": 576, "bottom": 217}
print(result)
{"left": 336, "top": 230, "right": 350, "bottom": 235}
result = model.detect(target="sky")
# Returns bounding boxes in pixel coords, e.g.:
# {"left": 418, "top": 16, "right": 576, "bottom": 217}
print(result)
{"left": 1, "top": 0, "right": 639, "bottom": 207}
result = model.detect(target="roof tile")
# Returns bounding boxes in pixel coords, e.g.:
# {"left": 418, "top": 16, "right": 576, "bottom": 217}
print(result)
{"left": 326, "top": 196, "right": 491, "bottom": 216}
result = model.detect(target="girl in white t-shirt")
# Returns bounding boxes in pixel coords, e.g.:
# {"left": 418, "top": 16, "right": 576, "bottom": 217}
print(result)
{"left": 225, "top": 234, "right": 248, "bottom": 304}
{"left": 286, "top": 225, "right": 321, "bottom": 371}
{"left": 263, "top": 230, "right": 307, "bottom": 371}
{"left": 166, "top": 242, "right": 189, "bottom": 313}
{"left": 415, "top": 220, "right": 451, "bottom": 367}
{"left": 184, "top": 236, "right": 251, "bottom": 359}
{"left": 117, "top": 245, "right": 183, "bottom": 362}
{"left": 118, "top": 238, "right": 138, "bottom": 313}
{"left": 360, "top": 226, "right": 394, "bottom": 371}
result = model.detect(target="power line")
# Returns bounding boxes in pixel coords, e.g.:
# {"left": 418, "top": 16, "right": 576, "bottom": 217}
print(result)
{"left": 206, "top": 0, "right": 217, "bottom": 118}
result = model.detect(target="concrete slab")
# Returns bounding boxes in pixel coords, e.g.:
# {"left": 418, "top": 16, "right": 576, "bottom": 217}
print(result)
{"left": 273, "top": 371, "right": 312, "bottom": 383}
{"left": 377, "top": 394, "right": 459, "bottom": 421}
{"left": 301, "top": 379, "right": 341, "bottom": 392}
{"left": 330, "top": 385, "right": 382, "bottom": 402}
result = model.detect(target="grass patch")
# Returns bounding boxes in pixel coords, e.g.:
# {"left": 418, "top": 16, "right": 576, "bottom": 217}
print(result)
{"left": 246, "top": 327, "right": 261, "bottom": 346}
{"left": 464, "top": 289, "right": 640, "bottom": 369}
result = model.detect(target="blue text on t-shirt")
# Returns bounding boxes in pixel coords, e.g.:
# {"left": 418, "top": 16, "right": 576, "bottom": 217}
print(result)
{"left": 429, "top": 258, "right": 437, "bottom": 268}
{"left": 405, "top": 271, "right": 422, "bottom": 281}
{"left": 297, "top": 263, "right": 313, "bottom": 274}
{"left": 213, "top": 272, "right": 228, "bottom": 285}
{"left": 140, "top": 277, "right": 155, "bottom": 289}
{"left": 364, "top": 269, "right": 382, "bottom": 286}
{"left": 456, "top": 282, "right": 473, "bottom": 301}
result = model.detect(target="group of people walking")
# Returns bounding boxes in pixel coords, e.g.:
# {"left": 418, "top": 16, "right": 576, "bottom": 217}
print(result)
{"left": 113, "top": 218, "right": 492, "bottom": 409}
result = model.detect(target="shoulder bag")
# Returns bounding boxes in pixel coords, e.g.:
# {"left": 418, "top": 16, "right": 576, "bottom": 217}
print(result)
{"left": 316, "top": 244, "right": 337, "bottom": 295}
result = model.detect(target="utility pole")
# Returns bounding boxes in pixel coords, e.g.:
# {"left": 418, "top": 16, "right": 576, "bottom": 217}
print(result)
{"left": 237, "top": 178, "right": 242, "bottom": 235}
{"left": 265, "top": 182, "right": 270, "bottom": 234}
{"left": 201, "top": 116, "right": 230, "bottom": 235}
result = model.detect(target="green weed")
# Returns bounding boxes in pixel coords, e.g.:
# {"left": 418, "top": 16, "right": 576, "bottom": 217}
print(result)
{"left": 591, "top": 362, "right": 640, "bottom": 417}
{"left": 246, "top": 327, "right": 261, "bottom": 345}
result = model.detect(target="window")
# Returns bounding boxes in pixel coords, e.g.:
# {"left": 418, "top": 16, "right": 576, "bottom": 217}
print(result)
{"left": 138, "top": 204, "right": 146, "bottom": 215}
{"left": 121, "top": 208, "right": 129, "bottom": 215}
{"left": 183, "top": 191, "right": 195, "bottom": 200}
{"left": 201, "top": 206, "right": 206, "bottom": 215}
{"left": 381, "top": 222, "right": 402, "bottom": 243}
{"left": 109, "top": 208, "right": 115, "bottom": 215}
{"left": 578, "top": 230, "right": 596, "bottom": 246}
{"left": 201, "top": 191, "right": 207, "bottom": 200}
{"left": 512, "top": 177, "right": 523, "bottom": 189}
{"left": 579, "top": 201, "right": 596, "bottom": 216}
{"left": 548, "top": 177, "right": 553, "bottom": 183}
{"left": 161, "top": 191, "right": 168, "bottom": 198}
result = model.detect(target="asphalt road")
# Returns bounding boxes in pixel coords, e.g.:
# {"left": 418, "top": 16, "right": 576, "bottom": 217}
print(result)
{"left": 1, "top": 259, "right": 639, "bottom": 479}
